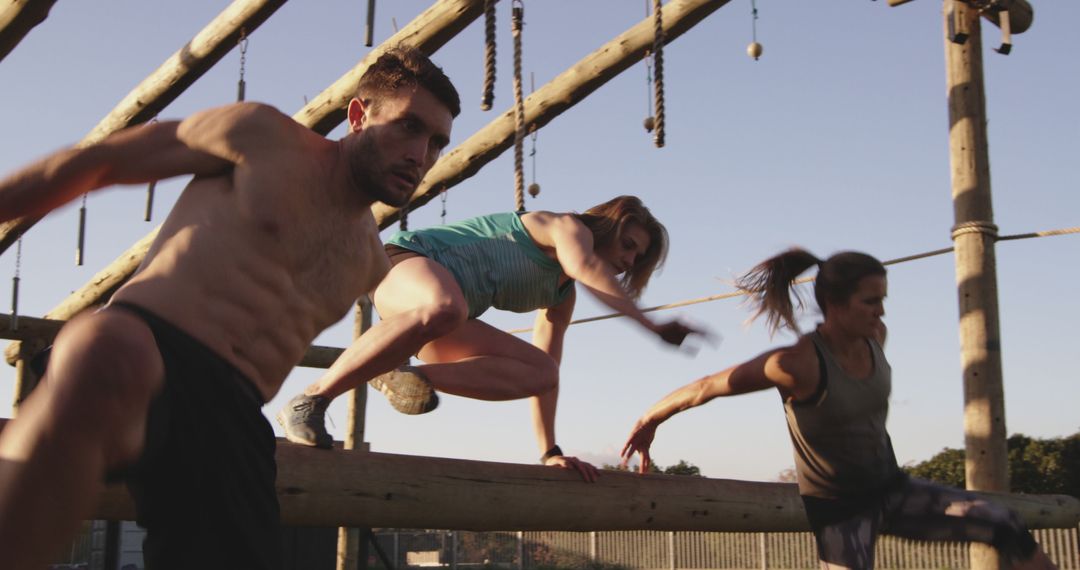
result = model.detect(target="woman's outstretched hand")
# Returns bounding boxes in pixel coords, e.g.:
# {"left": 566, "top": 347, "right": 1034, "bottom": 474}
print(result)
{"left": 620, "top": 418, "right": 658, "bottom": 474}
{"left": 651, "top": 320, "right": 716, "bottom": 351}
{"left": 544, "top": 453, "right": 601, "bottom": 483}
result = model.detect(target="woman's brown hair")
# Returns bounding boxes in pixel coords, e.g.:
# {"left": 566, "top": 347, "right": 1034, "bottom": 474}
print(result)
{"left": 576, "top": 195, "right": 668, "bottom": 299}
{"left": 737, "top": 248, "right": 885, "bottom": 335}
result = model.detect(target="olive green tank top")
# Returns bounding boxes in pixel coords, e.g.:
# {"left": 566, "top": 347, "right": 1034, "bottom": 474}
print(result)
{"left": 385, "top": 212, "right": 573, "bottom": 319}
{"left": 783, "top": 330, "right": 902, "bottom": 499}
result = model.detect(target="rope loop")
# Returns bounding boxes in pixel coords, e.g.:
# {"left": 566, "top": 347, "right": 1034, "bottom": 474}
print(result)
{"left": 951, "top": 220, "right": 999, "bottom": 240}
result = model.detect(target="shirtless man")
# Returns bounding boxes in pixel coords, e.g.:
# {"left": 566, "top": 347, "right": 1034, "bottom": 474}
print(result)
{"left": 0, "top": 47, "right": 458, "bottom": 570}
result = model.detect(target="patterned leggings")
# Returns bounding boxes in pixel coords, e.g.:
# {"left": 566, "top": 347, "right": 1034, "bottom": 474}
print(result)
{"left": 810, "top": 478, "right": 1037, "bottom": 570}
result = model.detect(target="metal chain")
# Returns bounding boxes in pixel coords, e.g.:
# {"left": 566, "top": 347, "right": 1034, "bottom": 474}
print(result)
{"left": 10, "top": 236, "right": 21, "bottom": 330}
{"left": 237, "top": 28, "right": 248, "bottom": 102}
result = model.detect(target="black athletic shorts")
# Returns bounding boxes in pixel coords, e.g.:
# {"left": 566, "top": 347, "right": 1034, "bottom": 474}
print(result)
{"left": 109, "top": 301, "right": 282, "bottom": 570}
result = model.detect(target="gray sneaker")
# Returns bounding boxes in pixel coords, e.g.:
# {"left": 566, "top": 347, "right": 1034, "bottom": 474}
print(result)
{"left": 369, "top": 365, "right": 439, "bottom": 415}
{"left": 276, "top": 394, "right": 333, "bottom": 449}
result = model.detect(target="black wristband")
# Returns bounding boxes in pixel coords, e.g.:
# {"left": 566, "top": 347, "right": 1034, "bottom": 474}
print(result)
{"left": 540, "top": 444, "right": 563, "bottom": 464}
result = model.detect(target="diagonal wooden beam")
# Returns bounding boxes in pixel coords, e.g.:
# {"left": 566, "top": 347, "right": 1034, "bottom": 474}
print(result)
{"left": 2, "top": 0, "right": 485, "bottom": 364}
{"left": 26, "top": 0, "right": 725, "bottom": 330}
{"left": 0, "top": 0, "right": 58, "bottom": 63}
{"left": 0, "top": 0, "right": 288, "bottom": 255}
{"left": 293, "top": 0, "right": 486, "bottom": 135}
{"left": 371, "top": 0, "right": 734, "bottom": 226}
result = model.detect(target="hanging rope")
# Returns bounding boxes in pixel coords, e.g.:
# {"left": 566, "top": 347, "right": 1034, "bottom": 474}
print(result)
{"left": 399, "top": 203, "right": 408, "bottom": 231}
{"left": 528, "top": 72, "right": 540, "bottom": 200}
{"left": 651, "top": 0, "right": 666, "bottom": 148}
{"left": 364, "top": 0, "right": 377, "bottom": 47}
{"left": 440, "top": 186, "right": 448, "bottom": 224}
{"left": 75, "top": 193, "right": 87, "bottom": 266}
{"left": 237, "top": 28, "right": 248, "bottom": 102}
{"left": 511, "top": 0, "right": 526, "bottom": 212}
{"left": 144, "top": 117, "right": 158, "bottom": 222}
{"left": 506, "top": 224, "right": 1080, "bottom": 334}
{"left": 481, "top": 0, "right": 497, "bottom": 111}
{"left": 643, "top": 49, "right": 656, "bottom": 132}
{"left": 747, "top": 0, "right": 763, "bottom": 60}
{"left": 10, "top": 236, "right": 21, "bottom": 331}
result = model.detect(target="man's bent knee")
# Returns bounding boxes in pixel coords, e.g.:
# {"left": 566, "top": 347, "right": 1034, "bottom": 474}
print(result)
{"left": 44, "top": 311, "right": 164, "bottom": 464}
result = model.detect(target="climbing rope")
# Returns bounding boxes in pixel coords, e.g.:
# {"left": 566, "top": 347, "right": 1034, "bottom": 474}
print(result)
{"left": 651, "top": 0, "right": 666, "bottom": 148}
{"left": 511, "top": 0, "right": 526, "bottom": 212}
{"left": 481, "top": 0, "right": 497, "bottom": 111}
{"left": 506, "top": 224, "right": 1080, "bottom": 334}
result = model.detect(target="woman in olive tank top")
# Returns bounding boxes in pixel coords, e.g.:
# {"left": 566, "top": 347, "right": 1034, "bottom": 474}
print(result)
{"left": 621, "top": 248, "right": 1056, "bottom": 570}
{"left": 279, "top": 195, "right": 707, "bottom": 482}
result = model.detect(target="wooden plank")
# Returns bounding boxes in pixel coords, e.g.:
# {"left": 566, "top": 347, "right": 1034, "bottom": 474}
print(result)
{"left": 0, "top": 313, "right": 343, "bottom": 369}
{"left": 0, "top": 0, "right": 288, "bottom": 255}
{"left": 0, "top": 0, "right": 58, "bottom": 63}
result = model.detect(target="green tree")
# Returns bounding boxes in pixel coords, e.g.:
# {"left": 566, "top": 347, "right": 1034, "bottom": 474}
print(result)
{"left": 903, "top": 431, "right": 1080, "bottom": 498}
{"left": 662, "top": 459, "right": 702, "bottom": 477}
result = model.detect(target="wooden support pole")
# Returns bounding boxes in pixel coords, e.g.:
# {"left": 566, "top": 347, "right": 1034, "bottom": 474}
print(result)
{"left": 0, "top": 0, "right": 288, "bottom": 256}
{"left": 943, "top": 2, "right": 1007, "bottom": 569}
{"left": 337, "top": 297, "right": 373, "bottom": 570}
{"left": 0, "top": 0, "right": 58, "bottom": 63}
{"left": 0, "top": 417, "right": 1073, "bottom": 532}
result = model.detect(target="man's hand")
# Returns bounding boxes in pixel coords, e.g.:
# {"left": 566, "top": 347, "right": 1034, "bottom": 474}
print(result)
{"left": 543, "top": 454, "right": 600, "bottom": 483}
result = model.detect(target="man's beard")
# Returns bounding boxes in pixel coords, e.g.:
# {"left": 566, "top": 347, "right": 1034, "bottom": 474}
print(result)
{"left": 350, "top": 136, "right": 413, "bottom": 208}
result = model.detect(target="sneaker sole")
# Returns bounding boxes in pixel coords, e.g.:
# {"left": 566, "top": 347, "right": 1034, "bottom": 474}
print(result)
{"left": 371, "top": 367, "right": 439, "bottom": 415}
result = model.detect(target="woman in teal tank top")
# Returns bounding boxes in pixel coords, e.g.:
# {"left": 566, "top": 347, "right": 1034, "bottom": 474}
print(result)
{"left": 621, "top": 248, "right": 1056, "bottom": 570}
{"left": 279, "top": 196, "right": 706, "bottom": 482}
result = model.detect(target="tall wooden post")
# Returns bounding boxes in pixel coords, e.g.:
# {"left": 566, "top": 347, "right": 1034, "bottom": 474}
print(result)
{"left": 943, "top": 2, "right": 1008, "bottom": 569}
{"left": 337, "top": 297, "right": 374, "bottom": 570}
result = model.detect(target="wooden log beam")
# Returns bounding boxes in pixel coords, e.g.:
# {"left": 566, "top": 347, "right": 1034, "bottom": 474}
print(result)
{"left": 5, "top": 0, "right": 719, "bottom": 334}
{"left": 0, "top": 313, "right": 343, "bottom": 368}
{"left": 372, "top": 0, "right": 735, "bottom": 227}
{"left": 293, "top": 0, "right": 486, "bottom": 135}
{"left": 0, "top": 0, "right": 288, "bottom": 256}
{"left": 0, "top": 419, "right": 1075, "bottom": 531}
{"left": 0, "top": 0, "right": 58, "bottom": 63}
{"left": 1, "top": 0, "right": 483, "bottom": 363}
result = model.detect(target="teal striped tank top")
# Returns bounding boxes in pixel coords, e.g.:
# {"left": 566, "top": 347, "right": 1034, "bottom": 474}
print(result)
{"left": 385, "top": 212, "right": 574, "bottom": 319}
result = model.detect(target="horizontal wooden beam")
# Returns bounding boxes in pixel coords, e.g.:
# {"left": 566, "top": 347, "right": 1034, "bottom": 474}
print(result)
{"left": 0, "top": 313, "right": 342, "bottom": 368}
{"left": 0, "top": 0, "right": 288, "bottom": 256}
{"left": 1, "top": 420, "right": 1075, "bottom": 531}
{"left": 0, "top": 0, "right": 58, "bottom": 63}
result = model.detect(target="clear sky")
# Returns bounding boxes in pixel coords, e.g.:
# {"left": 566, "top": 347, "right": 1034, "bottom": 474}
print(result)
{"left": 0, "top": 1, "right": 1076, "bottom": 483}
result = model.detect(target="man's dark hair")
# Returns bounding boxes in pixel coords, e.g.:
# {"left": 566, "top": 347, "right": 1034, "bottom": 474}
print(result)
{"left": 356, "top": 46, "right": 461, "bottom": 118}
